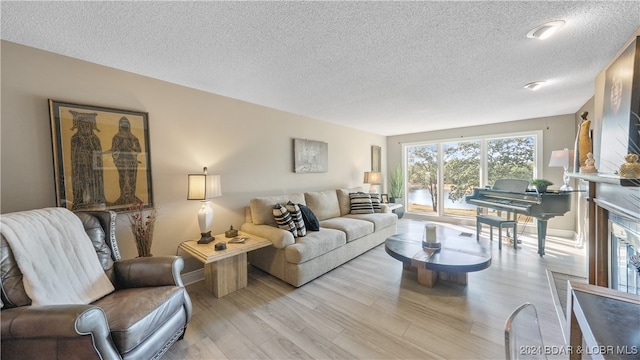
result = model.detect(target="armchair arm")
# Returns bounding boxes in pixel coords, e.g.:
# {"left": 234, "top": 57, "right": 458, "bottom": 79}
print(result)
{"left": 114, "top": 256, "right": 185, "bottom": 289}
{"left": 1, "top": 305, "right": 120, "bottom": 359}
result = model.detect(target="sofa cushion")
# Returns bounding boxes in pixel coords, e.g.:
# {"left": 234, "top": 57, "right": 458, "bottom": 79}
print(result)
{"left": 250, "top": 193, "right": 306, "bottom": 226}
{"left": 304, "top": 190, "right": 341, "bottom": 221}
{"left": 320, "top": 217, "right": 374, "bottom": 242}
{"left": 298, "top": 204, "right": 320, "bottom": 231}
{"left": 345, "top": 212, "right": 398, "bottom": 231}
{"left": 337, "top": 187, "right": 365, "bottom": 215}
{"left": 286, "top": 201, "right": 306, "bottom": 237}
{"left": 284, "top": 228, "right": 346, "bottom": 264}
{"left": 273, "top": 204, "right": 297, "bottom": 235}
{"left": 93, "top": 286, "right": 186, "bottom": 354}
{"left": 349, "top": 192, "right": 374, "bottom": 214}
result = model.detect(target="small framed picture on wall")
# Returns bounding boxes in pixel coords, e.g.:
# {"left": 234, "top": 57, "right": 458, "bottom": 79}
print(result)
{"left": 381, "top": 194, "right": 389, "bottom": 203}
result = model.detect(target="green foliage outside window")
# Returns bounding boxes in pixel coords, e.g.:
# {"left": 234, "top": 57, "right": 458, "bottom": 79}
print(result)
{"left": 406, "top": 135, "right": 536, "bottom": 214}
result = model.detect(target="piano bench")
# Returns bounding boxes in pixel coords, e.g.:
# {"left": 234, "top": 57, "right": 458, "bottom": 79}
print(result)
{"left": 476, "top": 215, "right": 517, "bottom": 250}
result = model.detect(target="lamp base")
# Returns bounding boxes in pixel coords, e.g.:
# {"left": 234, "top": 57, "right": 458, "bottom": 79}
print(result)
{"left": 559, "top": 184, "right": 573, "bottom": 191}
{"left": 197, "top": 231, "right": 215, "bottom": 244}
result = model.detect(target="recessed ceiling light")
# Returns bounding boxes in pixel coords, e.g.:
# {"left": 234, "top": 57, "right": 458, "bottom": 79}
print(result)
{"left": 527, "top": 20, "right": 565, "bottom": 40}
{"left": 523, "top": 81, "right": 547, "bottom": 91}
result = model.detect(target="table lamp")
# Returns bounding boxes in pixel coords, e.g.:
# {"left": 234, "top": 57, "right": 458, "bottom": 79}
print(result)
{"left": 187, "top": 167, "right": 222, "bottom": 244}
{"left": 363, "top": 171, "right": 382, "bottom": 193}
{"left": 548, "top": 148, "right": 573, "bottom": 191}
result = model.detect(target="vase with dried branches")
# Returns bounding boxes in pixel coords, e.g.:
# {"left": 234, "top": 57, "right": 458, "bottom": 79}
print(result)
{"left": 127, "top": 201, "right": 157, "bottom": 257}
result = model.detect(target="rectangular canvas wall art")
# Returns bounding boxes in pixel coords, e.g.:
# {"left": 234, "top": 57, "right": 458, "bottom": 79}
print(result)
{"left": 293, "top": 138, "right": 328, "bottom": 173}
{"left": 599, "top": 36, "right": 640, "bottom": 174}
{"left": 49, "top": 100, "right": 153, "bottom": 212}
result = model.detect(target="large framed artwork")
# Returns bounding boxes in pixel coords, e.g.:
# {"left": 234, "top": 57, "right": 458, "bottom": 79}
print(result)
{"left": 599, "top": 36, "right": 640, "bottom": 174}
{"left": 49, "top": 100, "right": 153, "bottom": 212}
{"left": 293, "top": 138, "right": 328, "bottom": 173}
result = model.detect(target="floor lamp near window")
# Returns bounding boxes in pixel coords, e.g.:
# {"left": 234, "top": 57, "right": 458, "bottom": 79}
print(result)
{"left": 188, "top": 167, "right": 222, "bottom": 244}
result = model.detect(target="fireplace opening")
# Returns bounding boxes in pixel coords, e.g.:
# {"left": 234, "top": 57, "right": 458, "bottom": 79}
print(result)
{"left": 610, "top": 214, "right": 640, "bottom": 295}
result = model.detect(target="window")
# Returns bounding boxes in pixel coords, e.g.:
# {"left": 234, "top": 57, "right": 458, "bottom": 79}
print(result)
{"left": 404, "top": 131, "right": 540, "bottom": 218}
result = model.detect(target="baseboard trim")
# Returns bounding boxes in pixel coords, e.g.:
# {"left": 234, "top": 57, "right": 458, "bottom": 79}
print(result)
{"left": 182, "top": 268, "right": 204, "bottom": 286}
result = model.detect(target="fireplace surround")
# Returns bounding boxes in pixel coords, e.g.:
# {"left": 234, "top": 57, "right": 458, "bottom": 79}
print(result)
{"left": 570, "top": 173, "right": 639, "bottom": 291}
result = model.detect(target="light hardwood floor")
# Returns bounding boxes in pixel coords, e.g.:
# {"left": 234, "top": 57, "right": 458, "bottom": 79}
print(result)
{"left": 166, "top": 218, "right": 586, "bottom": 360}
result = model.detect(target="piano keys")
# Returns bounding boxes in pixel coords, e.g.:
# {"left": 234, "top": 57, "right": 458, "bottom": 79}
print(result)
{"left": 465, "top": 187, "right": 571, "bottom": 256}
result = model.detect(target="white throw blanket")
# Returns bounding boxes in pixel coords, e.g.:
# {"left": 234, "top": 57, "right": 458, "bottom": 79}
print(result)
{"left": 0, "top": 207, "right": 115, "bottom": 305}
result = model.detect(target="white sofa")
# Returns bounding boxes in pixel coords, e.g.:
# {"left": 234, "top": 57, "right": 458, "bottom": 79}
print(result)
{"left": 241, "top": 188, "right": 398, "bottom": 287}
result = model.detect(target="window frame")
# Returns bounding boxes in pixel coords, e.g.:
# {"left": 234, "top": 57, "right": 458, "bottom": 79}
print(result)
{"left": 402, "top": 130, "right": 543, "bottom": 218}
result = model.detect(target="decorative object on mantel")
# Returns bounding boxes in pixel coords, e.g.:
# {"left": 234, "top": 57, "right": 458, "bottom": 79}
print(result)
{"left": 580, "top": 152, "right": 598, "bottom": 173}
{"left": 548, "top": 148, "right": 573, "bottom": 191}
{"left": 187, "top": 167, "right": 222, "bottom": 244}
{"left": 225, "top": 225, "right": 238, "bottom": 238}
{"left": 573, "top": 111, "right": 592, "bottom": 172}
{"left": 530, "top": 179, "right": 553, "bottom": 193}
{"left": 619, "top": 153, "right": 640, "bottom": 178}
{"left": 127, "top": 201, "right": 157, "bottom": 257}
{"left": 422, "top": 223, "right": 441, "bottom": 251}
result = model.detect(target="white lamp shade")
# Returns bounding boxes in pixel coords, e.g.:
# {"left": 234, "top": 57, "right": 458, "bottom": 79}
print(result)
{"left": 187, "top": 173, "right": 222, "bottom": 200}
{"left": 363, "top": 171, "right": 382, "bottom": 185}
{"left": 548, "top": 148, "right": 573, "bottom": 169}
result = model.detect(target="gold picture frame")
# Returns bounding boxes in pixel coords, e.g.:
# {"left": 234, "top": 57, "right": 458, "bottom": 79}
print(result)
{"left": 49, "top": 99, "right": 153, "bottom": 212}
{"left": 371, "top": 145, "right": 381, "bottom": 172}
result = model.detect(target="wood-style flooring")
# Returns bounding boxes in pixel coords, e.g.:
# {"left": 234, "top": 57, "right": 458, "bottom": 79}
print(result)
{"left": 165, "top": 218, "right": 586, "bottom": 360}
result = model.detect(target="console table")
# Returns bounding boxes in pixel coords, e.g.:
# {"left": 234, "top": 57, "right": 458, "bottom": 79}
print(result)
{"left": 567, "top": 281, "right": 640, "bottom": 359}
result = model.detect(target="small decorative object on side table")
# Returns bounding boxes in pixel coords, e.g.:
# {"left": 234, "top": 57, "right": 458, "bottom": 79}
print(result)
{"left": 225, "top": 225, "right": 238, "bottom": 238}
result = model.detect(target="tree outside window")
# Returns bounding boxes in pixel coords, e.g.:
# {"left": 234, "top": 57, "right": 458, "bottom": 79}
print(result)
{"left": 405, "top": 133, "right": 537, "bottom": 217}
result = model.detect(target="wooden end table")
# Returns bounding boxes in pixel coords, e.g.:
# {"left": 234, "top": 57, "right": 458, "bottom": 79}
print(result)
{"left": 179, "top": 231, "right": 271, "bottom": 298}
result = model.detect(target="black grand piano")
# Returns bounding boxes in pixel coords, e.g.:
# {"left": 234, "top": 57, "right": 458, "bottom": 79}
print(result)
{"left": 464, "top": 179, "right": 571, "bottom": 256}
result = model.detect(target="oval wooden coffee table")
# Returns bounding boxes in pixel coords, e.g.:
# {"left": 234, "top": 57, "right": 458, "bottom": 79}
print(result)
{"left": 385, "top": 225, "right": 491, "bottom": 287}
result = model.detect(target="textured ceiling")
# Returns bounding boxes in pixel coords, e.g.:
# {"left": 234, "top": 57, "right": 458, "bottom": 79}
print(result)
{"left": 2, "top": 1, "right": 640, "bottom": 136}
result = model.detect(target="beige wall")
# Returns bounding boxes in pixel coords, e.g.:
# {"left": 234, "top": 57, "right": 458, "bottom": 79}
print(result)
{"left": 0, "top": 41, "right": 386, "bottom": 263}
{"left": 386, "top": 114, "right": 578, "bottom": 233}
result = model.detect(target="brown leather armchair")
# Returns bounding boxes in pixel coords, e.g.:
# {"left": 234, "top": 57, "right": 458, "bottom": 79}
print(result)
{"left": 0, "top": 210, "right": 192, "bottom": 360}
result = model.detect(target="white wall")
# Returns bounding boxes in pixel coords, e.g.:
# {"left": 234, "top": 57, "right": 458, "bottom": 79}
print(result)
{"left": 0, "top": 41, "right": 386, "bottom": 267}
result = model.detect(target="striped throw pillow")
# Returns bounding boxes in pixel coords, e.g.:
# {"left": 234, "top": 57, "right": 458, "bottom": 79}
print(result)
{"left": 273, "top": 203, "right": 297, "bottom": 235}
{"left": 370, "top": 193, "right": 382, "bottom": 213}
{"left": 286, "top": 201, "right": 306, "bottom": 237}
{"left": 349, "top": 192, "right": 374, "bottom": 214}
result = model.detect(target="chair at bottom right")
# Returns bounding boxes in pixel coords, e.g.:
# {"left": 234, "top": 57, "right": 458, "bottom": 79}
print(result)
{"left": 504, "top": 302, "right": 548, "bottom": 360}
